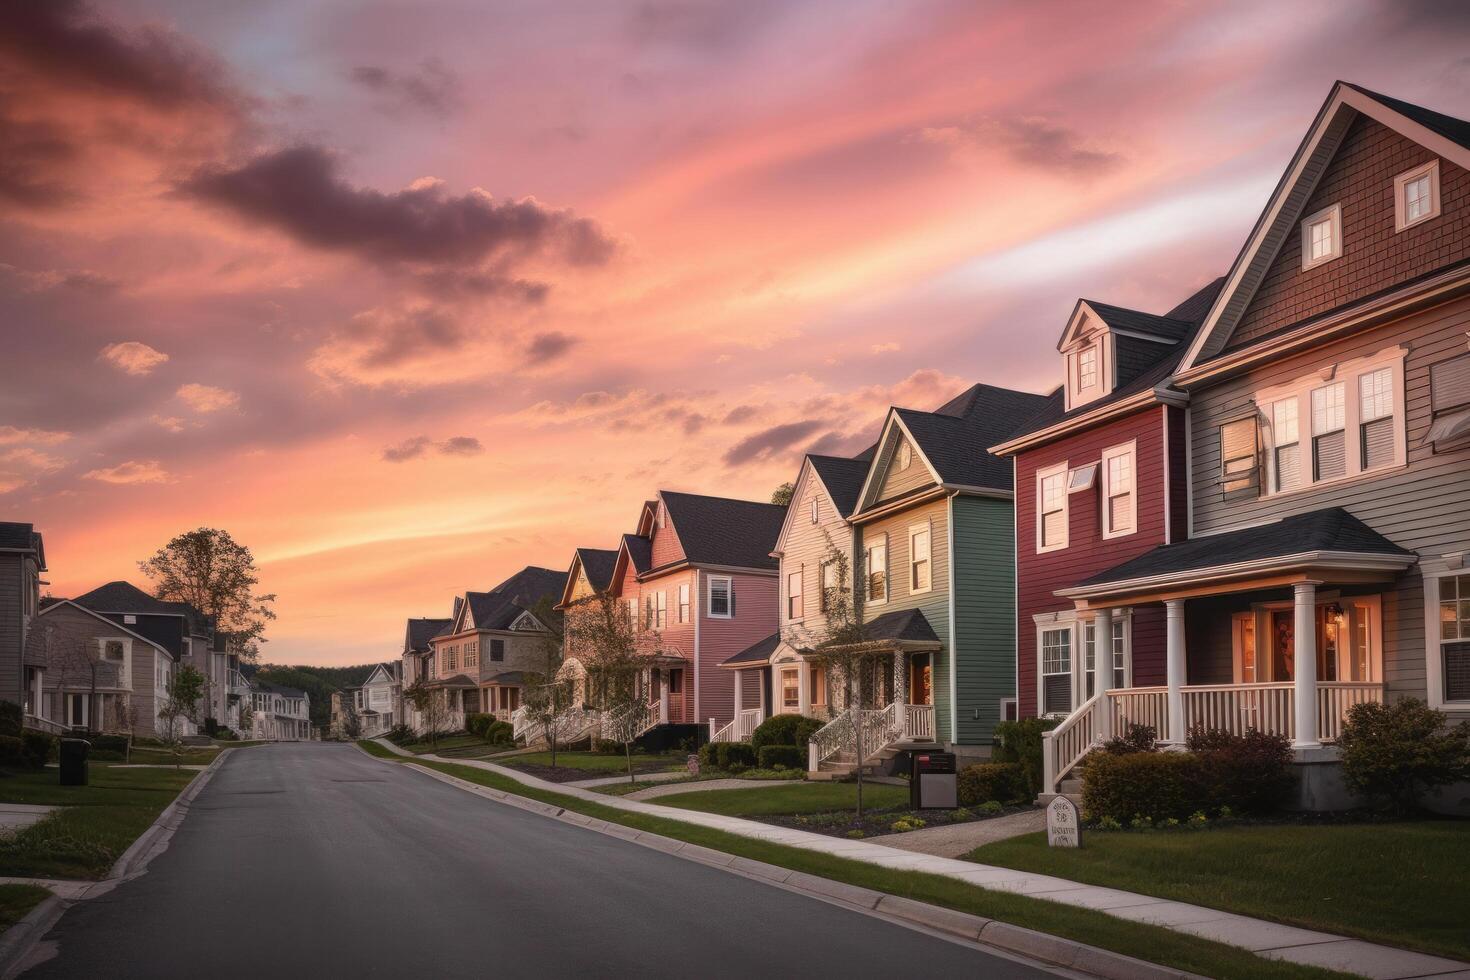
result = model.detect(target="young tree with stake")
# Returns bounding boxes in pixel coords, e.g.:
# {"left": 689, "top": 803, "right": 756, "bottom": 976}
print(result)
{"left": 566, "top": 591, "right": 655, "bottom": 785}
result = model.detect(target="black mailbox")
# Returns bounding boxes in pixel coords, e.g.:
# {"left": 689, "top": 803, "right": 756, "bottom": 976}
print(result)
{"left": 910, "top": 750, "right": 957, "bottom": 809}
{"left": 60, "top": 738, "right": 89, "bottom": 786}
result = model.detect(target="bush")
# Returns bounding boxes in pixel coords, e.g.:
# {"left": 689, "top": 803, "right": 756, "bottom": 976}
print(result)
{"left": 592, "top": 738, "right": 622, "bottom": 754}
{"left": 698, "top": 742, "right": 720, "bottom": 768}
{"left": 1186, "top": 727, "right": 1294, "bottom": 814}
{"left": 993, "top": 717, "right": 1059, "bottom": 800}
{"left": 0, "top": 701, "right": 21, "bottom": 738}
{"left": 1101, "top": 724, "right": 1158, "bottom": 756}
{"left": 1082, "top": 751, "right": 1206, "bottom": 824}
{"left": 717, "top": 742, "right": 757, "bottom": 771}
{"left": 464, "top": 713, "right": 495, "bottom": 739}
{"left": 1338, "top": 698, "right": 1470, "bottom": 813}
{"left": 750, "top": 714, "right": 823, "bottom": 754}
{"left": 756, "top": 745, "right": 804, "bottom": 770}
{"left": 215, "top": 727, "right": 238, "bottom": 741}
{"left": 957, "top": 762, "right": 1025, "bottom": 806}
{"left": 0, "top": 735, "right": 26, "bottom": 769}
{"left": 386, "top": 724, "right": 415, "bottom": 745}
{"left": 486, "top": 721, "right": 514, "bottom": 745}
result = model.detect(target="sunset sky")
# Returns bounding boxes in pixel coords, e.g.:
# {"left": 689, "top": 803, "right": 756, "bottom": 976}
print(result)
{"left": 3, "top": 1, "right": 1468, "bottom": 666}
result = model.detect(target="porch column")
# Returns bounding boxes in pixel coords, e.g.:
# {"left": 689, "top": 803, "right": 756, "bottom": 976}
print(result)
{"left": 1165, "top": 600, "right": 1186, "bottom": 743}
{"left": 893, "top": 652, "right": 908, "bottom": 705}
{"left": 1071, "top": 628, "right": 1086, "bottom": 711}
{"left": 759, "top": 669, "right": 768, "bottom": 716}
{"left": 1293, "top": 581, "right": 1321, "bottom": 749}
{"left": 1095, "top": 608, "right": 1114, "bottom": 739}
{"left": 797, "top": 662, "right": 810, "bottom": 716}
{"left": 659, "top": 669, "right": 670, "bottom": 725}
{"left": 733, "top": 671, "right": 744, "bottom": 716}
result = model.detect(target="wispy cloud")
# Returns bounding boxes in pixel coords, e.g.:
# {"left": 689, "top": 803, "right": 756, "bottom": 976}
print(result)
{"left": 83, "top": 460, "right": 170, "bottom": 485}
{"left": 176, "top": 383, "right": 239, "bottom": 413}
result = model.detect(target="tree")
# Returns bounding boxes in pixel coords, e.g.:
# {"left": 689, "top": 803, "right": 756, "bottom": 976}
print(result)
{"left": 783, "top": 532, "right": 881, "bottom": 816}
{"left": 159, "top": 665, "right": 205, "bottom": 768}
{"left": 403, "top": 677, "right": 448, "bottom": 748}
{"left": 770, "top": 482, "right": 795, "bottom": 506}
{"left": 139, "top": 528, "right": 276, "bottom": 662}
{"left": 565, "top": 591, "right": 654, "bottom": 784}
{"left": 519, "top": 596, "right": 570, "bottom": 767}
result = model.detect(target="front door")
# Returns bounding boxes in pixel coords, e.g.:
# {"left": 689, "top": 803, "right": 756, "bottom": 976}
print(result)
{"left": 909, "top": 654, "right": 932, "bottom": 705}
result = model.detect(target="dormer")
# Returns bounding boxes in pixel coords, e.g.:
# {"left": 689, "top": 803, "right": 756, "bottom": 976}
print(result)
{"left": 1058, "top": 305, "right": 1113, "bottom": 411}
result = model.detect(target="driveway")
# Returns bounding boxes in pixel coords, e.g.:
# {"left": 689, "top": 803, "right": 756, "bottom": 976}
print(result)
{"left": 23, "top": 743, "right": 1058, "bottom": 979}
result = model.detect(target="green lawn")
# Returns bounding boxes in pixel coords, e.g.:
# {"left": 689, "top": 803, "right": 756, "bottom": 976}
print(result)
{"left": 400, "top": 734, "right": 487, "bottom": 755}
{"left": 0, "top": 766, "right": 199, "bottom": 879}
{"left": 655, "top": 782, "right": 908, "bottom": 816}
{"left": 505, "top": 751, "right": 682, "bottom": 772}
{"left": 973, "top": 823, "right": 1470, "bottom": 961}
{"left": 355, "top": 744, "right": 1347, "bottom": 980}
{"left": 0, "top": 884, "right": 49, "bottom": 929}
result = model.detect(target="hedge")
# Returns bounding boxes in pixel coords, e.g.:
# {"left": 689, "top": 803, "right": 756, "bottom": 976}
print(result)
{"left": 957, "top": 762, "right": 1025, "bottom": 806}
{"left": 992, "top": 717, "right": 1059, "bottom": 800}
{"left": 756, "top": 745, "right": 804, "bottom": 770}
{"left": 1082, "top": 751, "right": 1206, "bottom": 824}
{"left": 717, "top": 742, "right": 757, "bottom": 771}
{"left": 750, "top": 715, "right": 823, "bottom": 754}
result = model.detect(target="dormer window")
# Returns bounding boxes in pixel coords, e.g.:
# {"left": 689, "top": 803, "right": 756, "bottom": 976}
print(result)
{"left": 1061, "top": 314, "right": 1111, "bottom": 412}
{"left": 1077, "top": 346, "right": 1098, "bottom": 390}
{"left": 1394, "top": 160, "right": 1440, "bottom": 231}
{"left": 809, "top": 497, "right": 819, "bottom": 524}
{"left": 1301, "top": 203, "right": 1342, "bottom": 269}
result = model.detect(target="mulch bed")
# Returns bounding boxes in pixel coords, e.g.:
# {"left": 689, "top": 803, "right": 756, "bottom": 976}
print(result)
{"left": 503, "top": 761, "right": 678, "bottom": 783}
{"left": 759, "top": 802, "right": 1032, "bottom": 839}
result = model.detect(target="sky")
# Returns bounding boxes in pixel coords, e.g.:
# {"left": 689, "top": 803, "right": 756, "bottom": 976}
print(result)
{"left": 3, "top": 1, "right": 1469, "bottom": 666}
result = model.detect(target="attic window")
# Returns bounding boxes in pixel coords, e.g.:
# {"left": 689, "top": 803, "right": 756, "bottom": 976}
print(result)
{"left": 1301, "top": 203, "right": 1342, "bottom": 270}
{"left": 809, "top": 497, "right": 819, "bottom": 524}
{"left": 898, "top": 440, "right": 912, "bottom": 470}
{"left": 1077, "top": 346, "right": 1098, "bottom": 389}
{"left": 1395, "top": 160, "right": 1440, "bottom": 231}
{"left": 123, "top": 615, "right": 136, "bottom": 624}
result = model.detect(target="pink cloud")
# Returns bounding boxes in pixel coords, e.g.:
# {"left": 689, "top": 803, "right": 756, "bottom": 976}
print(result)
{"left": 99, "top": 340, "right": 169, "bottom": 375}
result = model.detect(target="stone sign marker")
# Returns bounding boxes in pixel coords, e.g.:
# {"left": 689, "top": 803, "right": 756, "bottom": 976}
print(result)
{"left": 1046, "top": 795, "right": 1082, "bottom": 848}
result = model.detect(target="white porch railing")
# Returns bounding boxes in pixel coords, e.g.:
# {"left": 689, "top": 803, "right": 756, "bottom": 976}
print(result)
{"left": 24, "top": 714, "right": 67, "bottom": 736}
{"left": 709, "top": 708, "right": 763, "bottom": 744}
{"left": 1042, "top": 681, "right": 1386, "bottom": 796}
{"left": 805, "top": 702, "right": 936, "bottom": 772}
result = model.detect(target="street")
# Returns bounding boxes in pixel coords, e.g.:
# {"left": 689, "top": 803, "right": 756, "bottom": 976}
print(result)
{"left": 24, "top": 744, "right": 1058, "bottom": 979}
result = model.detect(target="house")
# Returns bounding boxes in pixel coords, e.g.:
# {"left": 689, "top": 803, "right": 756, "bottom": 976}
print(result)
{"left": 1012, "top": 83, "right": 1470, "bottom": 808}
{"left": 565, "top": 491, "right": 784, "bottom": 749}
{"left": 398, "top": 615, "right": 449, "bottom": 732}
{"left": 329, "top": 689, "right": 356, "bottom": 739}
{"left": 0, "top": 522, "right": 50, "bottom": 729}
{"left": 425, "top": 567, "right": 568, "bottom": 730}
{"left": 30, "top": 599, "right": 176, "bottom": 736}
{"left": 527, "top": 546, "right": 620, "bottom": 744}
{"left": 250, "top": 682, "right": 311, "bottom": 741}
{"left": 354, "top": 662, "right": 400, "bottom": 736}
{"left": 718, "top": 454, "right": 869, "bottom": 743}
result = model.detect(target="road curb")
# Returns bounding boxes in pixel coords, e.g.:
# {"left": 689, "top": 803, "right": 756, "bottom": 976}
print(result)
{"left": 379, "top": 751, "right": 1204, "bottom": 980}
{"left": 106, "top": 747, "right": 234, "bottom": 886}
{"left": 0, "top": 893, "right": 65, "bottom": 980}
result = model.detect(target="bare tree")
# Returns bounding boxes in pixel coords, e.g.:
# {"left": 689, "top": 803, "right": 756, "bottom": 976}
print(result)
{"left": 403, "top": 678, "right": 448, "bottom": 748}
{"left": 519, "top": 596, "right": 569, "bottom": 767}
{"left": 566, "top": 591, "right": 655, "bottom": 784}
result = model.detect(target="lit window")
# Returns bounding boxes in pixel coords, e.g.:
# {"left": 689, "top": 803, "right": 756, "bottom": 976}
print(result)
{"left": 677, "top": 584, "right": 689, "bottom": 623}
{"left": 1077, "top": 345, "right": 1098, "bottom": 389}
{"left": 865, "top": 535, "right": 887, "bottom": 602}
{"left": 1441, "top": 574, "right": 1470, "bottom": 642}
{"left": 909, "top": 524, "right": 931, "bottom": 593}
{"left": 787, "top": 571, "right": 803, "bottom": 620}
{"left": 1271, "top": 398, "right": 1301, "bottom": 493}
{"left": 1300, "top": 203, "right": 1342, "bottom": 269}
{"left": 1220, "top": 416, "right": 1258, "bottom": 493}
{"left": 1395, "top": 160, "right": 1440, "bottom": 231}
{"left": 1102, "top": 445, "right": 1135, "bottom": 537}
{"left": 1311, "top": 383, "right": 1346, "bottom": 481}
{"left": 781, "top": 668, "right": 800, "bottom": 710}
{"left": 1038, "top": 466, "right": 1067, "bottom": 550}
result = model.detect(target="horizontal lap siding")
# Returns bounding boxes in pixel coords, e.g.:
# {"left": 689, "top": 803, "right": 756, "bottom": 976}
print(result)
{"left": 696, "top": 571, "right": 776, "bottom": 728}
{"left": 1227, "top": 114, "right": 1470, "bottom": 350}
{"left": 0, "top": 560, "right": 20, "bottom": 705}
{"left": 780, "top": 465, "right": 857, "bottom": 646}
{"left": 1016, "top": 405, "right": 1172, "bottom": 718}
{"left": 876, "top": 450, "right": 934, "bottom": 503}
{"left": 952, "top": 496, "right": 1016, "bottom": 745}
{"left": 1191, "top": 297, "right": 1470, "bottom": 708}
{"left": 645, "top": 570, "right": 696, "bottom": 724}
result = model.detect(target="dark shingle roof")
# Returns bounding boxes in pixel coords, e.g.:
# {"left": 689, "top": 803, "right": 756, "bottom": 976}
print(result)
{"left": 1345, "top": 83, "right": 1470, "bottom": 151}
{"left": 483, "top": 670, "right": 526, "bottom": 685}
{"left": 999, "top": 278, "right": 1226, "bottom": 445}
{"left": 1076, "top": 508, "right": 1414, "bottom": 589}
{"left": 0, "top": 523, "right": 42, "bottom": 565}
{"left": 406, "top": 618, "right": 451, "bottom": 652}
{"left": 1080, "top": 301, "right": 1194, "bottom": 342}
{"left": 466, "top": 566, "right": 568, "bottom": 631}
{"left": 864, "top": 608, "right": 940, "bottom": 645}
{"left": 74, "top": 580, "right": 212, "bottom": 635}
{"left": 575, "top": 548, "right": 619, "bottom": 592}
{"left": 660, "top": 491, "right": 786, "bottom": 570}
{"left": 721, "top": 631, "right": 781, "bottom": 667}
{"left": 808, "top": 455, "right": 870, "bottom": 517}
{"left": 890, "top": 383, "right": 1050, "bottom": 492}
{"left": 622, "top": 533, "right": 653, "bottom": 574}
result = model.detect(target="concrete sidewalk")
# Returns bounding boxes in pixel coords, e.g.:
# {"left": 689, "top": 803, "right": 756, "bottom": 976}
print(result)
{"left": 376, "top": 738, "right": 1469, "bottom": 980}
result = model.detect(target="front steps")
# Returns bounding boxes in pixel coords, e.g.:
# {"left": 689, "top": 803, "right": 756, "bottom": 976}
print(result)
{"left": 1036, "top": 776, "right": 1083, "bottom": 807}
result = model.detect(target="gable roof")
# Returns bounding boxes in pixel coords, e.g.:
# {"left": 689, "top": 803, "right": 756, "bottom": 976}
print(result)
{"left": 36, "top": 599, "right": 173, "bottom": 657}
{"left": 1180, "top": 82, "right": 1470, "bottom": 373}
{"left": 405, "top": 617, "right": 450, "bottom": 653}
{"left": 808, "top": 455, "right": 869, "bottom": 517}
{"left": 895, "top": 384, "right": 1050, "bottom": 487}
{"left": 575, "top": 548, "right": 618, "bottom": 592}
{"left": 720, "top": 631, "right": 781, "bottom": 667}
{"left": 621, "top": 533, "right": 653, "bottom": 575}
{"left": 461, "top": 566, "right": 567, "bottom": 633}
{"left": 256, "top": 681, "right": 307, "bottom": 699}
{"left": 73, "top": 580, "right": 213, "bottom": 636}
{"left": 659, "top": 490, "right": 786, "bottom": 571}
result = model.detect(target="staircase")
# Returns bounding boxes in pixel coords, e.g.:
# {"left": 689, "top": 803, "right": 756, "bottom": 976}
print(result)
{"left": 806, "top": 702, "right": 937, "bottom": 779}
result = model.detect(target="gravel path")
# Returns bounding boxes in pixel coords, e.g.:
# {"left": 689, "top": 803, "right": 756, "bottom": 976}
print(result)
{"left": 868, "top": 809, "right": 1045, "bottom": 858}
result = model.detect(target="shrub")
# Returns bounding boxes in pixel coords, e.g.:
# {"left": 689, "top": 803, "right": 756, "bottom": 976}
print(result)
{"left": 977, "top": 800, "right": 1004, "bottom": 815}
{"left": 1101, "top": 724, "right": 1158, "bottom": 756}
{"left": 957, "top": 762, "right": 1025, "bottom": 806}
{"left": 698, "top": 742, "right": 720, "bottom": 768}
{"left": 992, "top": 717, "right": 1059, "bottom": 800}
{"left": 717, "top": 742, "right": 757, "bottom": 771}
{"left": 215, "top": 727, "right": 238, "bottom": 741}
{"left": 88, "top": 734, "right": 130, "bottom": 755}
{"left": 1186, "top": 727, "right": 1295, "bottom": 814}
{"left": 750, "top": 714, "right": 823, "bottom": 754}
{"left": 1082, "top": 751, "right": 1206, "bottom": 824}
{"left": 464, "top": 713, "right": 495, "bottom": 739}
{"left": 1338, "top": 698, "right": 1470, "bottom": 813}
{"left": 0, "top": 735, "right": 26, "bottom": 769}
{"left": 486, "top": 721, "right": 514, "bottom": 745}
{"left": 592, "top": 738, "right": 622, "bottom": 754}
{"left": 0, "top": 701, "right": 21, "bottom": 738}
{"left": 386, "top": 724, "right": 415, "bottom": 745}
{"left": 756, "top": 745, "right": 804, "bottom": 770}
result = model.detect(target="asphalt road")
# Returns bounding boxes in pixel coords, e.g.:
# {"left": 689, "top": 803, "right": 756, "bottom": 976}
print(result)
{"left": 24, "top": 743, "right": 1058, "bottom": 979}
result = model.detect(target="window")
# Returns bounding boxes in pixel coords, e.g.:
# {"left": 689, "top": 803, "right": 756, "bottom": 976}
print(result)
{"left": 103, "top": 640, "right": 125, "bottom": 661}
{"left": 1358, "top": 368, "right": 1395, "bottom": 470}
{"left": 1110, "top": 620, "right": 1126, "bottom": 690}
{"left": 819, "top": 560, "right": 839, "bottom": 612}
{"left": 781, "top": 668, "right": 800, "bottom": 710}
{"left": 809, "top": 667, "right": 826, "bottom": 707}
{"left": 1077, "top": 345, "right": 1098, "bottom": 389}
{"left": 1101, "top": 444, "right": 1135, "bottom": 537}
{"left": 668, "top": 669, "right": 683, "bottom": 694}
{"left": 1311, "top": 382, "right": 1346, "bottom": 481}
{"left": 1082, "top": 621, "right": 1096, "bottom": 698}
{"left": 1438, "top": 574, "right": 1470, "bottom": 702}
{"left": 898, "top": 439, "right": 911, "bottom": 470}
{"left": 1219, "top": 416, "right": 1258, "bottom": 493}
{"left": 445, "top": 647, "right": 457, "bottom": 672}
{"left": 464, "top": 641, "right": 478, "bottom": 668}
{"left": 787, "top": 570, "right": 803, "bottom": 619}
{"left": 864, "top": 535, "right": 887, "bottom": 602}
{"left": 909, "top": 523, "right": 932, "bottom": 593}
{"left": 708, "top": 576, "right": 732, "bottom": 618}
{"left": 1300, "top": 203, "right": 1342, "bottom": 269}
{"left": 1067, "top": 463, "right": 1096, "bottom": 492}
{"left": 626, "top": 598, "right": 638, "bottom": 627}
{"left": 490, "top": 639, "right": 505, "bottom": 662}
{"left": 810, "top": 497, "right": 819, "bottom": 524}
{"left": 1270, "top": 398, "right": 1301, "bottom": 493}
{"left": 1040, "top": 628, "right": 1072, "bottom": 715}
{"left": 677, "top": 584, "right": 690, "bottom": 623}
{"left": 1395, "top": 159, "right": 1440, "bottom": 231}
{"left": 1236, "top": 613, "right": 1257, "bottom": 683}
{"left": 654, "top": 591, "right": 667, "bottom": 629}
{"left": 1037, "top": 464, "right": 1068, "bottom": 551}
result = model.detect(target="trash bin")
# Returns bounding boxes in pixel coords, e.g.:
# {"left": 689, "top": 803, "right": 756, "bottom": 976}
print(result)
{"left": 910, "top": 750, "right": 957, "bottom": 809}
{"left": 59, "top": 738, "right": 89, "bottom": 787}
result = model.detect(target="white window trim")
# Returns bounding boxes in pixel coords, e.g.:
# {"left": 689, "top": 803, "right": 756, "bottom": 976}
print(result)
{"left": 908, "top": 520, "right": 933, "bottom": 595}
{"left": 1035, "top": 460, "right": 1069, "bottom": 554}
{"left": 786, "top": 567, "right": 804, "bottom": 622}
{"left": 1256, "top": 346, "right": 1408, "bottom": 499}
{"left": 677, "top": 583, "right": 690, "bottom": 624}
{"left": 1035, "top": 616, "right": 1074, "bottom": 718}
{"left": 864, "top": 533, "right": 889, "bottom": 606}
{"left": 1300, "top": 202, "right": 1343, "bottom": 270}
{"left": 1423, "top": 556, "right": 1470, "bottom": 708}
{"left": 809, "top": 496, "right": 819, "bottom": 524}
{"left": 1394, "top": 159, "right": 1441, "bottom": 232}
{"left": 1100, "top": 441, "right": 1138, "bottom": 540}
{"left": 1064, "top": 332, "right": 1112, "bottom": 412}
{"left": 707, "top": 575, "right": 733, "bottom": 619}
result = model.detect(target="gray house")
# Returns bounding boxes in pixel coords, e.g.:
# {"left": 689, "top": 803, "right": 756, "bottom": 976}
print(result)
{"left": 0, "top": 522, "right": 47, "bottom": 724}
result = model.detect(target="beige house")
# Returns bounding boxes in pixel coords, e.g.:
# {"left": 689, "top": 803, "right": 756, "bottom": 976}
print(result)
{"left": 32, "top": 599, "right": 176, "bottom": 737}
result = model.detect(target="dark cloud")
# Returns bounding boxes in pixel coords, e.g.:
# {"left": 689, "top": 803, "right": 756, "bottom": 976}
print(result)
{"left": 343, "top": 307, "right": 467, "bottom": 370}
{"left": 525, "top": 331, "right": 578, "bottom": 364}
{"left": 382, "top": 435, "right": 431, "bottom": 462}
{"left": 382, "top": 434, "right": 483, "bottom": 461}
{"left": 919, "top": 116, "right": 1121, "bottom": 177}
{"left": 722, "top": 405, "right": 759, "bottom": 425}
{"left": 0, "top": 113, "right": 80, "bottom": 209}
{"left": 437, "top": 436, "right": 482, "bottom": 456}
{"left": 350, "top": 59, "right": 462, "bottom": 118}
{"left": 723, "top": 419, "right": 824, "bottom": 465}
{"left": 181, "top": 146, "right": 617, "bottom": 271}
{"left": 806, "top": 429, "right": 877, "bottom": 458}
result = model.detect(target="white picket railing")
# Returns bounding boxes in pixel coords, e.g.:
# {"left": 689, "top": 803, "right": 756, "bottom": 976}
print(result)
{"left": 806, "top": 702, "right": 937, "bottom": 772}
{"left": 1041, "top": 692, "right": 1103, "bottom": 797}
{"left": 24, "top": 714, "right": 67, "bottom": 736}
{"left": 1108, "top": 686, "right": 1170, "bottom": 741}
{"left": 709, "top": 708, "right": 764, "bottom": 744}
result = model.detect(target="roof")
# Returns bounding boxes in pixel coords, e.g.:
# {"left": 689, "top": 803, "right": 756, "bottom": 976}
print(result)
{"left": 1075, "top": 507, "right": 1414, "bottom": 589}
{"left": 255, "top": 681, "right": 307, "bottom": 699}
{"left": 429, "top": 673, "right": 477, "bottom": 689}
{"left": 575, "top": 548, "right": 619, "bottom": 592}
{"left": 808, "top": 455, "right": 869, "bottom": 516}
{"left": 1080, "top": 300, "right": 1195, "bottom": 342}
{"left": 405, "top": 617, "right": 450, "bottom": 652}
{"left": 621, "top": 534, "right": 653, "bottom": 575}
{"left": 887, "top": 383, "right": 1050, "bottom": 492}
{"left": 464, "top": 566, "right": 567, "bottom": 632}
{"left": 0, "top": 522, "right": 43, "bottom": 567}
{"left": 1345, "top": 83, "right": 1470, "bottom": 152}
{"left": 863, "top": 608, "right": 941, "bottom": 645}
{"left": 999, "top": 278, "right": 1226, "bottom": 445}
{"left": 483, "top": 670, "right": 526, "bottom": 685}
{"left": 660, "top": 490, "right": 786, "bottom": 570}
{"left": 73, "top": 580, "right": 213, "bottom": 635}
{"left": 721, "top": 632, "right": 781, "bottom": 667}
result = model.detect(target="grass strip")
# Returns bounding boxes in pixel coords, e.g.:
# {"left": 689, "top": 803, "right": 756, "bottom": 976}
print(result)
{"left": 655, "top": 781, "right": 907, "bottom": 816}
{"left": 357, "top": 741, "right": 1348, "bottom": 980}
{"left": 0, "top": 884, "right": 50, "bottom": 931}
